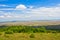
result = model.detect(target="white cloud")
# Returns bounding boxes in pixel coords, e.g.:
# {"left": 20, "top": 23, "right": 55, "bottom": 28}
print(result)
{"left": 0, "top": 8, "right": 14, "bottom": 10}
{"left": 0, "top": 4, "right": 60, "bottom": 20}
{"left": 16, "top": 4, "right": 27, "bottom": 10}
{"left": 27, "top": 7, "right": 60, "bottom": 17}
{"left": 21, "top": 6, "right": 60, "bottom": 20}
{"left": 0, "top": 4, "right": 10, "bottom": 7}
{"left": 4, "top": 14, "right": 12, "bottom": 18}
{"left": 0, "top": 4, "right": 14, "bottom": 10}
{"left": 29, "top": 6, "right": 34, "bottom": 9}
{"left": 0, "top": 4, "right": 6, "bottom": 6}
{"left": 0, "top": 14, "right": 12, "bottom": 18}
{"left": 0, "top": 16, "right": 5, "bottom": 18}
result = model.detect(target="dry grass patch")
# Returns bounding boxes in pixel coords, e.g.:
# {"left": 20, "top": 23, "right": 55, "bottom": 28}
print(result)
{"left": 0, "top": 33, "right": 60, "bottom": 40}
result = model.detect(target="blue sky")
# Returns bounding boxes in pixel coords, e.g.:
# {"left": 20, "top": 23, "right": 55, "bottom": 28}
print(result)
{"left": 0, "top": 0, "right": 60, "bottom": 8}
{"left": 0, "top": 0, "right": 60, "bottom": 22}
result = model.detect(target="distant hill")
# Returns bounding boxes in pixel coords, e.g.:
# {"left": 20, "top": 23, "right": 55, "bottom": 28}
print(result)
{"left": 0, "top": 20, "right": 60, "bottom": 26}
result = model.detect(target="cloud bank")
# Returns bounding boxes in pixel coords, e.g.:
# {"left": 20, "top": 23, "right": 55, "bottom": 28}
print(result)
{"left": 0, "top": 4, "right": 60, "bottom": 21}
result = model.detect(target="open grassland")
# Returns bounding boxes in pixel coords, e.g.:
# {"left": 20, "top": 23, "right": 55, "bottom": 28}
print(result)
{"left": 0, "top": 33, "right": 60, "bottom": 40}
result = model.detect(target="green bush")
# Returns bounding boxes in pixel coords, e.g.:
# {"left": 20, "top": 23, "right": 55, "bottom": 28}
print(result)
{"left": 39, "top": 27, "right": 47, "bottom": 32}
{"left": 0, "top": 32, "right": 2, "bottom": 35}
{"left": 0, "top": 25, "right": 59, "bottom": 33}
{"left": 29, "top": 34, "right": 35, "bottom": 38}
{"left": 5, "top": 31, "right": 13, "bottom": 34}
{"left": 51, "top": 31, "right": 57, "bottom": 33}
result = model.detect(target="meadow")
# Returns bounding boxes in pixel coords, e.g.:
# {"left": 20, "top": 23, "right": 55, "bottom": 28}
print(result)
{"left": 0, "top": 25, "right": 60, "bottom": 40}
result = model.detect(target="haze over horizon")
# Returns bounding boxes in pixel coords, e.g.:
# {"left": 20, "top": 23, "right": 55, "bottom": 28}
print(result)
{"left": 0, "top": 0, "right": 60, "bottom": 22}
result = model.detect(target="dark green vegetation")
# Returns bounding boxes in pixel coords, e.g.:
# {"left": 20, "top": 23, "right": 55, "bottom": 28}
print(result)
{"left": 0, "top": 25, "right": 60, "bottom": 34}
{"left": 29, "top": 33, "right": 35, "bottom": 38}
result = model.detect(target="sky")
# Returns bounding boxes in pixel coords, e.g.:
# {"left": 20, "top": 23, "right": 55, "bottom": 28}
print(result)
{"left": 0, "top": 0, "right": 60, "bottom": 22}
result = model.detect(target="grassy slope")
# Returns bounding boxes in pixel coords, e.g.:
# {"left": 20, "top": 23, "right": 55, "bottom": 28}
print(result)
{"left": 0, "top": 33, "right": 60, "bottom": 40}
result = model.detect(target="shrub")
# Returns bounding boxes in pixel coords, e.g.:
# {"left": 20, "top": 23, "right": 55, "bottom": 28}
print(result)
{"left": 0, "top": 32, "right": 2, "bottom": 35}
{"left": 39, "top": 27, "right": 47, "bottom": 32}
{"left": 29, "top": 34, "right": 35, "bottom": 38}
{"left": 51, "top": 31, "right": 57, "bottom": 33}
{"left": 4, "top": 34, "right": 10, "bottom": 38}
{"left": 47, "top": 30, "right": 52, "bottom": 33}
{"left": 5, "top": 31, "right": 13, "bottom": 34}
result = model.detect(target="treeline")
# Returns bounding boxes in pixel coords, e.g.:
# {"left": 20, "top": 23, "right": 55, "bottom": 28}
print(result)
{"left": 0, "top": 25, "right": 60, "bottom": 34}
